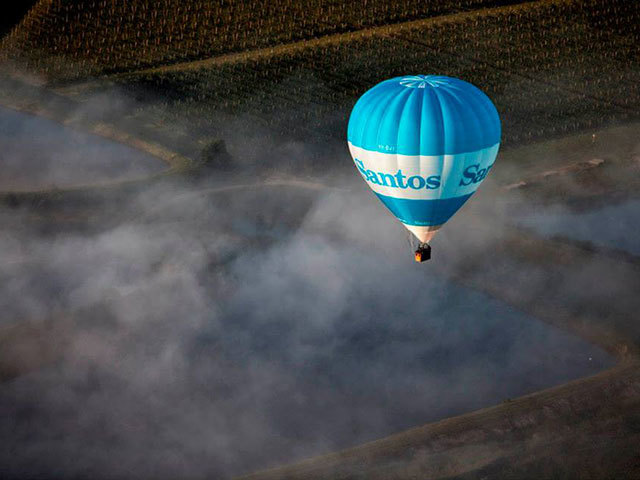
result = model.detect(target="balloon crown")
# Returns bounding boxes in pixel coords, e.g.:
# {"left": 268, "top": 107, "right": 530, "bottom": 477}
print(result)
{"left": 398, "top": 75, "right": 449, "bottom": 89}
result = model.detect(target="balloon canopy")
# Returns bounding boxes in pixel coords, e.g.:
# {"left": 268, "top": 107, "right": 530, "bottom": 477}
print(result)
{"left": 348, "top": 75, "right": 501, "bottom": 245}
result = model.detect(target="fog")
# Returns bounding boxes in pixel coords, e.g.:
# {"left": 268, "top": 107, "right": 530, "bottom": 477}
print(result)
{"left": 519, "top": 198, "right": 640, "bottom": 256}
{"left": 0, "top": 90, "right": 615, "bottom": 479}
{"left": 0, "top": 106, "right": 164, "bottom": 191}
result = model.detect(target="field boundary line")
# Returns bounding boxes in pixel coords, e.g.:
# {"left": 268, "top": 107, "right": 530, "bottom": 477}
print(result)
{"left": 0, "top": 100, "right": 196, "bottom": 196}
{"left": 238, "top": 358, "right": 640, "bottom": 479}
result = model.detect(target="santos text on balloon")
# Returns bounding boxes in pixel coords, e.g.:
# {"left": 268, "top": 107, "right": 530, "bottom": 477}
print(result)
{"left": 458, "top": 163, "right": 495, "bottom": 186}
{"left": 355, "top": 158, "right": 441, "bottom": 190}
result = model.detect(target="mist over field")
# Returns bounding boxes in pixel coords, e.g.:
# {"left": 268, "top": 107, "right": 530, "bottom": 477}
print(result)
{"left": 0, "top": 107, "right": 163, "bottom": 190}
{"left": 0, "top": 86, "right": 616, "bottom": 479}
{"left": 519, "top": 197, "right": 640, "bottom": 256}
{"left": 0, "top": 0, "right": 638, "bottom": 476}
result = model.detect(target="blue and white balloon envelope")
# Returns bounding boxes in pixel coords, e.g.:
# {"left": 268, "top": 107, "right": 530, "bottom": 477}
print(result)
{"left": 347, "top": 75, "right": 501, "bottom": 244}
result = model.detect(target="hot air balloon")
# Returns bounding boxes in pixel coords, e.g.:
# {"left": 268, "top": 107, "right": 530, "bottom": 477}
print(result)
{"left": 347, "top": 75, "right": 501, "bottom": 262}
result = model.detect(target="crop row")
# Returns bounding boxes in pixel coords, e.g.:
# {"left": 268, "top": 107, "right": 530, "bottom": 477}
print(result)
{"left": 1, "top": 0, "right": 532, "bottom": 80}
{"left": 117, "top": 0, "right": 640, "bottom": 148}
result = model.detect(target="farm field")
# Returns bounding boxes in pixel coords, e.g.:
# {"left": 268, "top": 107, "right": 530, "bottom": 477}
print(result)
{"left": 1, "top": 0, "right": 532, "bottom": 80}
{"left": 103, "top": 0, "right": 640, "bottom": 151}
{"left": 6, "top": 0, "right": 637, "bottom": 163}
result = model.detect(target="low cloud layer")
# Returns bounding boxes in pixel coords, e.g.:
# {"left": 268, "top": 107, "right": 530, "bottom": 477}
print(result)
{"left": 0, "top": 84, "right": 620, "bottom": 479}
{"left": 0, "top": 182, "right": 613, "bottom": 479}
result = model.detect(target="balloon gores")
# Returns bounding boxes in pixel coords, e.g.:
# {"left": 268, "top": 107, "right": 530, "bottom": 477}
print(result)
{"left": 347, "top": 75, "right": 501, "bottom": 262}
